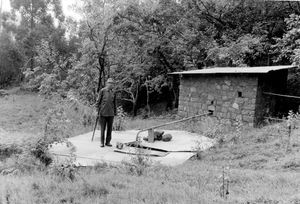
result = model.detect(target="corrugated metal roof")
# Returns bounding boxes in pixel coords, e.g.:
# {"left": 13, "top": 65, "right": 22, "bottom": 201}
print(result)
{"left": 170, "top": 65, "right": 297, "bottom": 75}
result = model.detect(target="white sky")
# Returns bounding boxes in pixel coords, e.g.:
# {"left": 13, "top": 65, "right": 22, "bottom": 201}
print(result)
{"left": 1, "top": 0, "right": 82, "bottom": 21}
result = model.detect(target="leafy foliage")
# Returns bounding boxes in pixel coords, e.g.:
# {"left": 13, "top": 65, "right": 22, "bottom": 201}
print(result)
{"left": 2, "top": 0, "right": 300, "bottom": 114}
{"left": 113, "top": 106, "right": 127, "bottom": 131}
{"left": 0, "top": 31, "right": 24, "bottom": 87}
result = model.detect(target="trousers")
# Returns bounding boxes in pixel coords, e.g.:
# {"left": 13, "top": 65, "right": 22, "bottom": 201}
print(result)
{"left": 99, "top": 116, "right": 114, "bottom": 145}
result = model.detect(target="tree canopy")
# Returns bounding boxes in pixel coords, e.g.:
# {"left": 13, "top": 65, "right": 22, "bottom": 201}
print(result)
{"left": 1, "top": 0, "right": 300, "bottom": 113}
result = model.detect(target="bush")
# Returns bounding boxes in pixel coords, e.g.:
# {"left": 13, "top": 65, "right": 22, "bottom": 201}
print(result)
{"left": 113, "top": 106, "right": 127, "bottom": 131}
{"left": 122, "top": 148, "right": 152, "bottom": 176}
{"left": 0, "top": 143, "right": 22, "bottom": 160}
{"left": 0, "top": 102, "right": 77, "bottom": 174}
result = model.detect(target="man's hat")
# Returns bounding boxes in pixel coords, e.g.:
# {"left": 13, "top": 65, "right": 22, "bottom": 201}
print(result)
{"left": 106, "top": 78, "right": 114, "bottom": 84}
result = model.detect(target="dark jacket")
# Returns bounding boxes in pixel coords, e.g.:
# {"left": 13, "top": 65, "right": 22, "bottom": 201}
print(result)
{"left": 97, "top": 87, "right": 117, "bottom": 116}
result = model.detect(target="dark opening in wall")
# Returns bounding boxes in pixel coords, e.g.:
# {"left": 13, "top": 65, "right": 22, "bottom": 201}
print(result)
{"left": 238, "top": 91, "right": 242, "bottom": 97}
{"left": 208, "top": 110, "right": 214, "bottom": 115}
{"left": 211, "top": 100, "right": 214, "bottom": 105}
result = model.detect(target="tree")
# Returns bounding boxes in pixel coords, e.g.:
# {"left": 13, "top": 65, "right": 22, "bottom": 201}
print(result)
{"left": 0, "top": 30, "right": 23, "bottom": 87}
{"left": 23, "top": 38, "right": 78, "bottom": 95}
{"left": 274, "top": 14, "right": 300, "bottom": 96}
{"left": 78, "top": 0, "right": 126, "bottom": 93}
{"left": 10, "top": 0, "right": 65, "bottom": 70}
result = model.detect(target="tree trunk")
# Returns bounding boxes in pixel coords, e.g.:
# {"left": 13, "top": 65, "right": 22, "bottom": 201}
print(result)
{"left": 133, "top": 81, "right": 140, "bottom": 117}
{"left": 132, "top": 101, "right": 137, "bottom": 117}
{"left": 97, "top": 69, "right": 102, "bottom": 93}
{"left": 30, "top": 0, "right": 34, "bottom": 70}
{"left": 97, "top": 54, "right": 105, "bottom": 92}
{"left": 145, "top": 80, "right": 150, "bottom": 117}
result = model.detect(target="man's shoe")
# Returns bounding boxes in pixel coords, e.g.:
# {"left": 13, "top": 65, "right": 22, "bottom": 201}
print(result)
{"left": 105, "top": 143, "right": 112, "bottom": 147}
{"left": 100, "top": 144, "right": 105, "bottom": 147}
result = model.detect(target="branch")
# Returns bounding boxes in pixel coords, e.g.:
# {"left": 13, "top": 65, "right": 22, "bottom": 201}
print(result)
{"left": 121, "top": 98, "right": 134, "bottom": 103}
{"left": 120, "top": 89, "right": 133, "bottom": 96}
{"left": 198, "top": 0, "right": 227, "bottom": 27}
{"left": 87, "top": 21, "right": 98, "bottom": 50}
{"left": 116, "top": 12, "right": 144, "bottom": 29}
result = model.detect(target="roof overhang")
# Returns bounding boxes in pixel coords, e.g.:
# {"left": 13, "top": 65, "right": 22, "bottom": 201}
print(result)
{"left": 169, "top": 65, "right": 297, "bottom": 75}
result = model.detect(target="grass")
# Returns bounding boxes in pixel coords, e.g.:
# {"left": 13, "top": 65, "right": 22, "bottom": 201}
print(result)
{"left": 0, "top": 88, "right": 300, "bottom": 204}
{"left": 0, "top": 88, "right": 94, "bottom": 153}
{"left": 0, "top": 163, "right": 299, "bottom": 203}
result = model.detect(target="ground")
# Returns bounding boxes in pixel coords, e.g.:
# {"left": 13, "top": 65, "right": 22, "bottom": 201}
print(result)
{"left": 0, "top": 88, "right": 300, "bottom": 204}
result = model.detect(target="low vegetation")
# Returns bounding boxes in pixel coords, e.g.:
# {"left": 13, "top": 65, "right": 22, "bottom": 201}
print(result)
{"left": 1, "top": 0, "right": 300, "bottom": 203}
{"left": 0, "top": 91, "right": 299, "bottom": 204}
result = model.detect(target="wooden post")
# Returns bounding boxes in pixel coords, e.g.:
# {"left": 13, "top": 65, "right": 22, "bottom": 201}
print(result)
{"left": 148, "top": 129, "right": 154, "bottom": 143}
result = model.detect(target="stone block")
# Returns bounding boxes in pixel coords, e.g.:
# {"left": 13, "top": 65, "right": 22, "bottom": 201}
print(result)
{"left": 220, "top": 119, "right": 227, "bottom": 124}
{"left": 191, "top": 92, "right": 198, "bottom": 98}
{"left": 208, "top": 94, "right": 214, "bottom": 100}
{"left": 240, "top": 82, "right": 247, "bottom": 87}
{"left": 224, "top": 80, "right": 231, "bottom": 86}
{"left": 224, "top": 102, "right": 230, "bottom": 107}
{"left": 236, "top": 115, "right": 242, "bottom": 120}
{"left": 243, "top": 91, "right": 255, "bottom": 98}
{"left": 222, "top": 95, "right": 228, "bottom": 100}
{"left": 222, "top": 85, "right": 229, "bottom": 90}
{"left": 228, "top": 92, "right": 235, "bottom": 98}
{"left": 217, "top": 100, "right": 223, "bottom": 105}
{"left": 190, "top": 87, "right": 196, "bottom": 92}
{"left": 191, "top": 97, "right": 198, "bottom": 102}
{"left": 241, "top": 110, "right": 254, "bottom": 115}
{"left": 244, "top": 104, "right": 255, "bottom": 110}
{"left": 243, "top": 117, "right": 253, "bottom": 123}
{"left": 229, "top": 107, "right": 235, "bottom": 112}
{"left": 235, "top": 98, "right": 244, "bottom": 104}
{"left": 232, "top": 103, "right": 239, "bottom": 109}
{"left": 178, "top": 111, "right": 185, "bottom": 117}
{"left": 208, "top": 105, "right": 215, "bottom": 111}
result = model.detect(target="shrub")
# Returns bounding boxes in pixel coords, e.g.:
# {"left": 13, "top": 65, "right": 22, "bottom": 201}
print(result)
{"left": 113, "top": 106, "right": 127, "bottom": 131}
{"left": 0, "top": 102, "right": 76, "bottom": 174}
{"left": 122, "top": 148, "right": 152, "bottom": 176}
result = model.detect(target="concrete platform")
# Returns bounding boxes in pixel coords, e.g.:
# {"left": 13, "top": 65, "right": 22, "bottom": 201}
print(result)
{"left": 50, "top": 130, "right": 214, "bottom": 166}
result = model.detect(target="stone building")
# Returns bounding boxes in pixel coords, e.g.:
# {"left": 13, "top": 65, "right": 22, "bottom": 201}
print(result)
{"left": 171, "top": 65, "right": 296, "bottom": 127}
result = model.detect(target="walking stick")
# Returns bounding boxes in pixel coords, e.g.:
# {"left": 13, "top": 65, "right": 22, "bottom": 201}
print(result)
{"left": 91, "top": 107, "right": 100, "bottom": 141}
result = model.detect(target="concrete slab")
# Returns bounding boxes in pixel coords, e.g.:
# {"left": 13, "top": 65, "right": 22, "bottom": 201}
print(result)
{"left": 50, "top": 130, "right": 214, "bottom": 166}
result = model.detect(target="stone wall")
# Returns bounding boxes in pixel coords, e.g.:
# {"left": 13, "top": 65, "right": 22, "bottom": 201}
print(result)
{"left": 178, "top": 74, "right": 258, "bottom": 126}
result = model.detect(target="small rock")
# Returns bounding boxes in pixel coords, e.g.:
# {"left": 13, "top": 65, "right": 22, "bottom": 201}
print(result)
{"left": 162, "top": 134, "right": 172, "bottom": 142}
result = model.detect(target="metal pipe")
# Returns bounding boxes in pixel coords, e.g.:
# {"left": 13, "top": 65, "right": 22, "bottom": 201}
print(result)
{"left": 135, "top": 112, "right": 211, "bottom": 141}
{"left": 264, "top": 116, "right": 285, "bottom": 121}
{"left": 263, "top": 92, "right": 300, "bottom": 100}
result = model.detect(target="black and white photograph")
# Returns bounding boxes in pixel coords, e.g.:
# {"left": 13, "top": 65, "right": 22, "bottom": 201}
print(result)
{"left": 0, "top": 0, "right": 299, "bottom": 203}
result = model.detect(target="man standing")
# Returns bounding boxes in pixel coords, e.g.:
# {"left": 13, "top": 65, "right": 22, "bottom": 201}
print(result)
{"left": 97, "top": 78, "right": 117, "bottom": 147}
